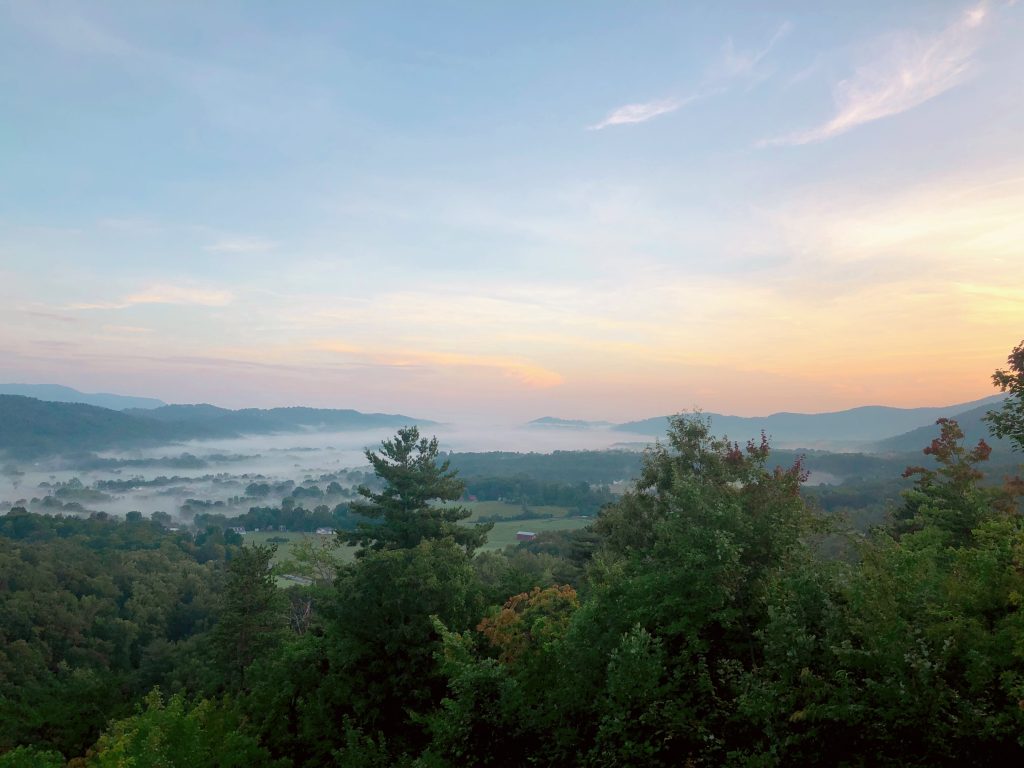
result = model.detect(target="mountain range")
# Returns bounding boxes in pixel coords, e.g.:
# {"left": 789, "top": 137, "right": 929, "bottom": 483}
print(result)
{"left": 870, "top": 402, "right": 1007, "bottom": 454}
{"left": 0, "top": 383, "right": 1011, "bottom": 460}
{"left": 0, "top": 395, "right": 432, "bottom": 458}
{"left": 0, "top": 383, "right": 166, "bottom": 410}
{"left": 531, "top": 394, "right": 1008, "bottom": 452}
{"left": 124, "top": 403, "right": 433, "bottom": 435}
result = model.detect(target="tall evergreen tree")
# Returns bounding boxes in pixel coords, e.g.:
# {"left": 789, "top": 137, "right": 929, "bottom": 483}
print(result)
{"left": 346, "top": 426, "right": 490, "bottom": 554}
{"left": 212, "top": 545, "right": 285, "bottom": 691}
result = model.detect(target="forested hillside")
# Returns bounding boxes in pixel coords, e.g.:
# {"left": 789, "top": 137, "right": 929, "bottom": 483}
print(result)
{"left": 0, "top": 396, "right": 210, "bottom": 457}
{"left": 1, "top": 342, "right": 1023, "bottom": 767}
{"left": 0, "top": 396, "right": 433, "bottom": 458}
{"left": 871, "top": 402, "right": 1010, "bottom": 453}
{"left": 126, "top": 404, "right": 434, "bottom": 434}
{"left": 0, "top": 384, "right": 166, "bottom": 410}
{"left": 613, "top": 394, "right": 1006, "bottom": 446}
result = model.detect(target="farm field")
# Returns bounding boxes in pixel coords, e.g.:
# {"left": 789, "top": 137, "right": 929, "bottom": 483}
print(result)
{"left": 245, "top": 530, "right": 359, "bottom": 566}
{"left": 246, "top": 515, "right": 592, "bottom": 565}
{"left": 459, "top": 500, "right": 572, "bottom": 521}
{"left": 478, "top": 516, "right": 592, "bottom": 550}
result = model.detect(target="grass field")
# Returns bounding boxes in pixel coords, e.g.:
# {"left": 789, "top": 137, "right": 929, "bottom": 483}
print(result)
{"left": 246, "top": 513, "right": 593, "bottom": 577}
{"left": 244, "top": 530, "right": 359, "bottom": 566}
{"left": 477, "top": 516, "right": 593, "bottom": 551}
{"left": 458, "top": 500, "right": 572, "bottom": 521}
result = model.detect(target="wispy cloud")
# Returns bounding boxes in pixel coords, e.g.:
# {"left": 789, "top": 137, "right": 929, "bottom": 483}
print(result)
{"left": 588, "top": 97, "right": 692, "bottom": 130}
{"left": 589, "top": 21, "right": 791, "bottom": 130}
{"left": 395, "top": 349, "right": 564, "bottom": 389}
{"left": 204, "top": 236, "right": 277, "bottom": 254}
{"left": 719, "top": 21, "right": 793, "bottom": 79}
{"left": 313, "top": 340, "right": 565, "bottom": 389}
{"left": 126, "top": 284, "right": 233, "bottom": 306}
{"left": 764, "top": 2, "right": 989, "bottom": 146}
{"left": 70, "top": 284, "right": 233, "bottom": 310}
{"left": 101, "top": 324, "right": 152, "bottom": 333}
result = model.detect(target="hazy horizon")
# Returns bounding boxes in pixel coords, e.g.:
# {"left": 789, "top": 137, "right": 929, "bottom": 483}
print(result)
{"left": 0, "top": 380, "right": 1004, "bottom": 424}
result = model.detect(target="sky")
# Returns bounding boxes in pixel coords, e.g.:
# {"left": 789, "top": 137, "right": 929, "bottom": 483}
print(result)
{"left": 1, "top": 0, "right": 1022, "bottom": 423}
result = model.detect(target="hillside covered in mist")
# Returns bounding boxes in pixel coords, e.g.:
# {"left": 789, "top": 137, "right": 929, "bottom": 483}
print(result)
{"left": 0, "top": 395, "right": 433, "bottom": 458}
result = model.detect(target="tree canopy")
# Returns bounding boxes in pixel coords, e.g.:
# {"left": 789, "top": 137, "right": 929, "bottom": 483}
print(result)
{"left": 3, "top": 345, "right": 1024, "bottom": 766}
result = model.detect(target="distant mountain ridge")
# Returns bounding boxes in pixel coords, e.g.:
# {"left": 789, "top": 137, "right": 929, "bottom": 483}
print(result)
{"left": 0, "top": 395, "right": 213, "bottom": 457}
{"left": 0, "top": 395, "right": 434, "bottom": 458}
{"left": 0, "top": 383, "right": 166, "bottom": 410}
{"left": 534, "top": 394, "right": 1007, "bottom": 450}
{"left": 126, "top": 403, "right": 433, "bottom": 435}
{"left": 870, "top": 403, "right": 1011, "bottom": 454}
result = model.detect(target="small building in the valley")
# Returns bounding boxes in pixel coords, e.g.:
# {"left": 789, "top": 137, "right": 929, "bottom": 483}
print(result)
{"left": 516, "top": 531, "right": 536, "bottom": 542}
{"left": 229, "top": 526, "right": 246, "bottom": 535}
{"left": 315, "top": 527, "right": 334, "bottom": 535}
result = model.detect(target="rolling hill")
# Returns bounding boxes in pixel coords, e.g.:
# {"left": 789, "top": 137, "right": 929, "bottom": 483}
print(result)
{"left": 0, "top": 396, "right": 434, "bottom": 458}
{"left": 610, "top": 394, "right": 1006, "bottom": 449}
{"left": 870, "top": 403, "right": 1013, "bottom": 454}
{"left": 0, "top": 383, "right": 166, "bottom": 410}
{"left": 127, "top": 404, "right": 433, "bottom": 435}
{"left": 0, "top": 395, "right": 209, "bottom": 457}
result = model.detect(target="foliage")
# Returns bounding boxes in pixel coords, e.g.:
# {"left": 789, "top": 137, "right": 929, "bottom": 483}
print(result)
{"left": 212, "top": 544, "right": 286, "bottom": 691}
{"left": 322, "top": 538, "right": 484, "bottom": 760}
{"left": 0, "top": 511, "right": 228, "bottom": 757}
{"left": 477, "top": 585, "right": 579, "bottom": 663}
{"left": 0, "top": 746, "right": 64, "bottom": 768}
{"left": 345, "top": 426, "right": 491, "bottom": 554}
{"left": 894, "top": 418, "right": 1019, "bottom": 543}
{"left": 987, "top": 338, "right": 1024, "bottom": 451}
{"left": 424, "top": 414, "right": 821, "bottom": 766}
{"left": 5, "top": 360, "right": 1024, "bottom": 766}
{"left": 276, "top": 533, "right": 346, "bottom": 587}
{"left": 85, "top": 688, "right": 286, "bottom": 767}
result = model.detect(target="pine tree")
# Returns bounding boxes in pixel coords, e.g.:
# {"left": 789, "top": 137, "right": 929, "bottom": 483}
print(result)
{"left": 212, "top": 544, "right": 285, "bottom": 691}
{"left": 345, "top": 426, "right": 490, "bottom": 554}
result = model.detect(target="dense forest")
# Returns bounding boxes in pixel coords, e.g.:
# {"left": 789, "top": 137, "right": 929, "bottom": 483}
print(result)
{"left": 0, "top": 397, "right": 432, "bottom": 458}
{"left": 1, "top": 342, "right": 1023, "bottom": 766}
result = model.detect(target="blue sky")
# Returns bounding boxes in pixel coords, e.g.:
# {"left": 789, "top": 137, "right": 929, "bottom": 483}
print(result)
{"left": 2, "top": 1, "right": 1022, "bottom": 421}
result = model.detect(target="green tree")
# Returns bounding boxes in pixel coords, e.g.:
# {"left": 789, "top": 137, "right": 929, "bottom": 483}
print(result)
{"left": 276, "top": 534, "right": 344, "bottom": 588}
{"left": 212, "top": 544, "right": 286, "bottom": 691}
{"left": 735, "top": 417, "right": 1024, "bottom": 766}
{"left": 318, "top": 538, "right": 485, "bottom": 763}
{"left": 86, "top": 688, "right": 285, "bottom": 767}
{"left": 346, "top": 426, "right": 490, "bottom": 555}
{"left": 476, "top": 585, "right": 579, "bottom": 664}
{"left": 0, "top": 746, "right": 63, "bottom": 768}
{"left": 895, "top": 418, "right": 1019, "bottom": 544}
{"left": 425, "top": 414, "right": 822, "bottom": 767}
{"left": 814, "top": 424, "right": 1024, "bottom": 765}
{"left": 986, "top": 338, "right": 1024, "bottom": 451}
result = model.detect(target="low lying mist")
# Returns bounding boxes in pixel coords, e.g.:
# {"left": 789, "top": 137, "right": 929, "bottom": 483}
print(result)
{"left": 0, "top": 424, "right": 655, "bottom": 520}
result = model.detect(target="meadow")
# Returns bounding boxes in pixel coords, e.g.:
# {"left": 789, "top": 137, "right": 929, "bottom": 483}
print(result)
{"left": 478, "top": 516, "right": 592, "bottom": 550}
{"left": 245, "top": 511, "right": 594, "bottom": 566}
